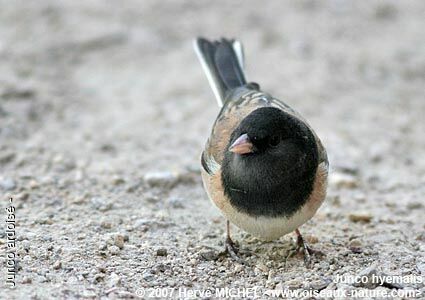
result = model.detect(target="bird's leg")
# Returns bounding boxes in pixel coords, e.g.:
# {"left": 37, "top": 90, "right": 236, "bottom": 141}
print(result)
{"left": 294, "top": 229, "right": 323, "bottom": 266}
{"left": 224, "top": 220, "right": 246, "bottom": 264}
{"left": 225, "top": 220, "right": 239, "bottom": 256}
{"left": 295, "top": 229, "right": 311, "bottom": 266}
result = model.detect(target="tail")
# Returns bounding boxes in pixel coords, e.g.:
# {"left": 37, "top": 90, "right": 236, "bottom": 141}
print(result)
{"left": 194, "top": 38, "right": 246, "bottom": 107}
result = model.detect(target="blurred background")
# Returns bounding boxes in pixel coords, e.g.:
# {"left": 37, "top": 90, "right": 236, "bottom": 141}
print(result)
{"left": 1, "top": 1, "right": 424, "bottom": 298}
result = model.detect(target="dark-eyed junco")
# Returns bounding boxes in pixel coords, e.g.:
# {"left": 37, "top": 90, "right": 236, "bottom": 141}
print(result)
{"left": 194, "top": 37, "right": 328, "bottom": 265}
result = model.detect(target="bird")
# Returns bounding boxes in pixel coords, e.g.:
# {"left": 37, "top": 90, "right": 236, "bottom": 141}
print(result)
{"left": 194, "top": 37, "right": 329, "bottom": 265}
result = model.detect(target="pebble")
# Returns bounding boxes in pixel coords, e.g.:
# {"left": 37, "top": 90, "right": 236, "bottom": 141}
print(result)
{"left": 133, "top": 219, "right": 171, "bottom": 231}
{"left": 348, "top": 239, "right": 363, "bottom": 253}
{"left": 133, "top": 218, "right": 151, "bottom": 228}
{"left": 142, "top": 272, "right": 154, "bottom": 281}
{"left": 1, "top": 84, "right": 35, "bottom": 99}
{"left": 183, "top": 279, "right": 193, "bottom": 287}
{"left": 200, "top": 249, "right": 218, "bottom": 261}
{"left": 335, "top": 162, "right": 359, "bottom": 175}
{"left": 348, "top": 213, "right": 372, "bottom": 223}
{"left": 22, "top": 240, "right": 31, "bottom": 251}
{"left": 145, "top": 194, "right": 160, "bottom": 204}
{"left": 330, "top": 173, "right": 358, "bottom": 189}
{"left": 156, "top": 248, "right": 168, "bottom": 256}
{"left": 407, "top": 201, "right": 422, "bottom": 210}
{"left": 125, "top": 181, "right": 141, "bottom": 193}
{"left": 111, "top": 175, "right": 125, "bottom": 185}
{"left": 77, "top": 233, "right": 86, "bottom": 240}
{"left": 348, "top": 238, "right": 362, "bottom": 247}
{"left": 273, "top": 283, "right": 284, "bottom": 294}
{"left": 167, "top": 279, "right": 176, "bottom": 287}
{"left": 155, "top": 263, "right": 167, "bottom": 273}
{"left": 15, "top": 192, "right": 29, "bottom": 201}
{"left": 29, "top": 179, "right": 39, "bottom": 189}
{"left": 175, "top": 169, "right": 197, "bottom": 185}
{"left": 72, "top": 195, "right": 86, "bottom": 205}
{"left": 21, "top": 232, "right": 37, "bottom": 240}
{"left": 329, "top": 195, "right": 341, "bottom": 207}
{"left": 113, "top": 234, "right": 125, "bottom": 249}
{"left": 286, "top": 278, "right": 303, "bottom": 289}
{"left": 38, "top": 218, "right": 54, "bottom": 225}
{"left": 98, "top": 243, "right": 107, "bottom": 251}
{"left": 309, "top": 279, "right": 331, "bottom": 290}
{"left": 74, "top": 170, "right": 84, "bottom": 181}
{"left": 22, "top": 276, "right": 32, "bottom": 284}
{"left": 354, "top": 265, "right": 379, "bottom": 288}
{"left": 416, "top": 263, "right": 425, "bottom": 275}
{"left": 81, "top": 290, "right": 97, "bottom": 298}
{"left": 97, "top": 265, "right": 107, "bottom": 273}
{"left": 90, "top": 197, "right": 113, "bottom": 212}
{"left": 93, "top": 273, "right": 105, "bottom": 282}
{"left": 144, "top": 171, "right": 178, "bottom": 188}
{"left": 100, "top": 143, "right": 116, "bottom": 153}
{"left": 168, "top": 197, "right": 185, "bottom": 208}
{"left": 108, "top": 245, "right": 120, "bottom": 255}
{"left": 101, "top": 221, "right": 112, "bottom": 229}
{"left": 0, "top": 177, "right": 16, "bottom": 190}
{"left": 306, "top": 235, "right": 319, "bottom": 244}
{"left": 53, "top": 260, "right": 62, "bottom": 270}
{"left": 0, "top": 152, "right": 15, "bottom": 164}
{"left": 52, "top": 154, "right": 76, "bottom": 171}
{"left": 416, "top": 233, "right": 425, "bottom": 242}
{"left": 353, "top": 193, "right": 366, "bottom": 203}
{"left": 234, "top": 265, "right": 244, "bottom": 273}
{"left": 184, "top": 164, "right": 199, "bottom": 173}
{"left": 109, "top": 272, "right": 121, "bottom": 287}
{"left": 256, "top": 262, "right": 269, "bottom": 273}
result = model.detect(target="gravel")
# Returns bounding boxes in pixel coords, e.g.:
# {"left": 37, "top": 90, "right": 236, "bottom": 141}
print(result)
{"left": 1, "top": 1, "right": 424, "bottom": 299}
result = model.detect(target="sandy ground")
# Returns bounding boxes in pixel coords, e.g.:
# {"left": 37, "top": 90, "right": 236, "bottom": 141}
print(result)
{"left": 1, "top": 1, "right": 424, "bottom": 299}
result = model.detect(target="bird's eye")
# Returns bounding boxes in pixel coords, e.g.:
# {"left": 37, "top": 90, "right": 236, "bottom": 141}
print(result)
{"left": 269, "top": 135, "right": 280, "bottom": 147}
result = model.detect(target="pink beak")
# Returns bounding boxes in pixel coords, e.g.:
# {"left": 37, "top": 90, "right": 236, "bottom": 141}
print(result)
{"left": 229, "top": 133, "right": 254, "bottom": 155}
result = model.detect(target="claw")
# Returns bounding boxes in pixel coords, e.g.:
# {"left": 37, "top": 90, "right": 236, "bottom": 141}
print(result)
{"left": 220, "top": 220, "right": 247, "bottom": 264}
{"left": 295, "top": 229, "right": 324, "bottom": 267}
{"left": 224, "top": 237, "right": 246, "bottom": 264}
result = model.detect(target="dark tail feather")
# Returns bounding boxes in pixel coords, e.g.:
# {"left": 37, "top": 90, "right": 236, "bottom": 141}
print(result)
{"left": 194, "top": 38, "right": 246, "bottom": 106}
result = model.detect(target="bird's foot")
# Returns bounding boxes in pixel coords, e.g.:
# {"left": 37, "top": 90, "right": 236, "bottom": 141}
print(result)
{"left": 295, "top": 234, "right": 313, "bottom": 267}
{"left": 221, "top": 237, "right": 247, "bottom": 265}
{"left": 294, "top": 230, "right": 324, "bottom": 267}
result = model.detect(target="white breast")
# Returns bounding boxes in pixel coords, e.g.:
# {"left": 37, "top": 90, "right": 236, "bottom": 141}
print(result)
{"left": 202, "top": 162, "right": 328, "bottom": 241}
{"left": 218, "top": 199, "right": 321, "bottom": 241}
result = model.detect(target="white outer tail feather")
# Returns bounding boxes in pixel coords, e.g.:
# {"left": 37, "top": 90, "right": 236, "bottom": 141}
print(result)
{"left": 232, "top": 40, "right": 244, "bottom": 71}
{"left": 193, "top": 39, "right": 245, "bottom": 107}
